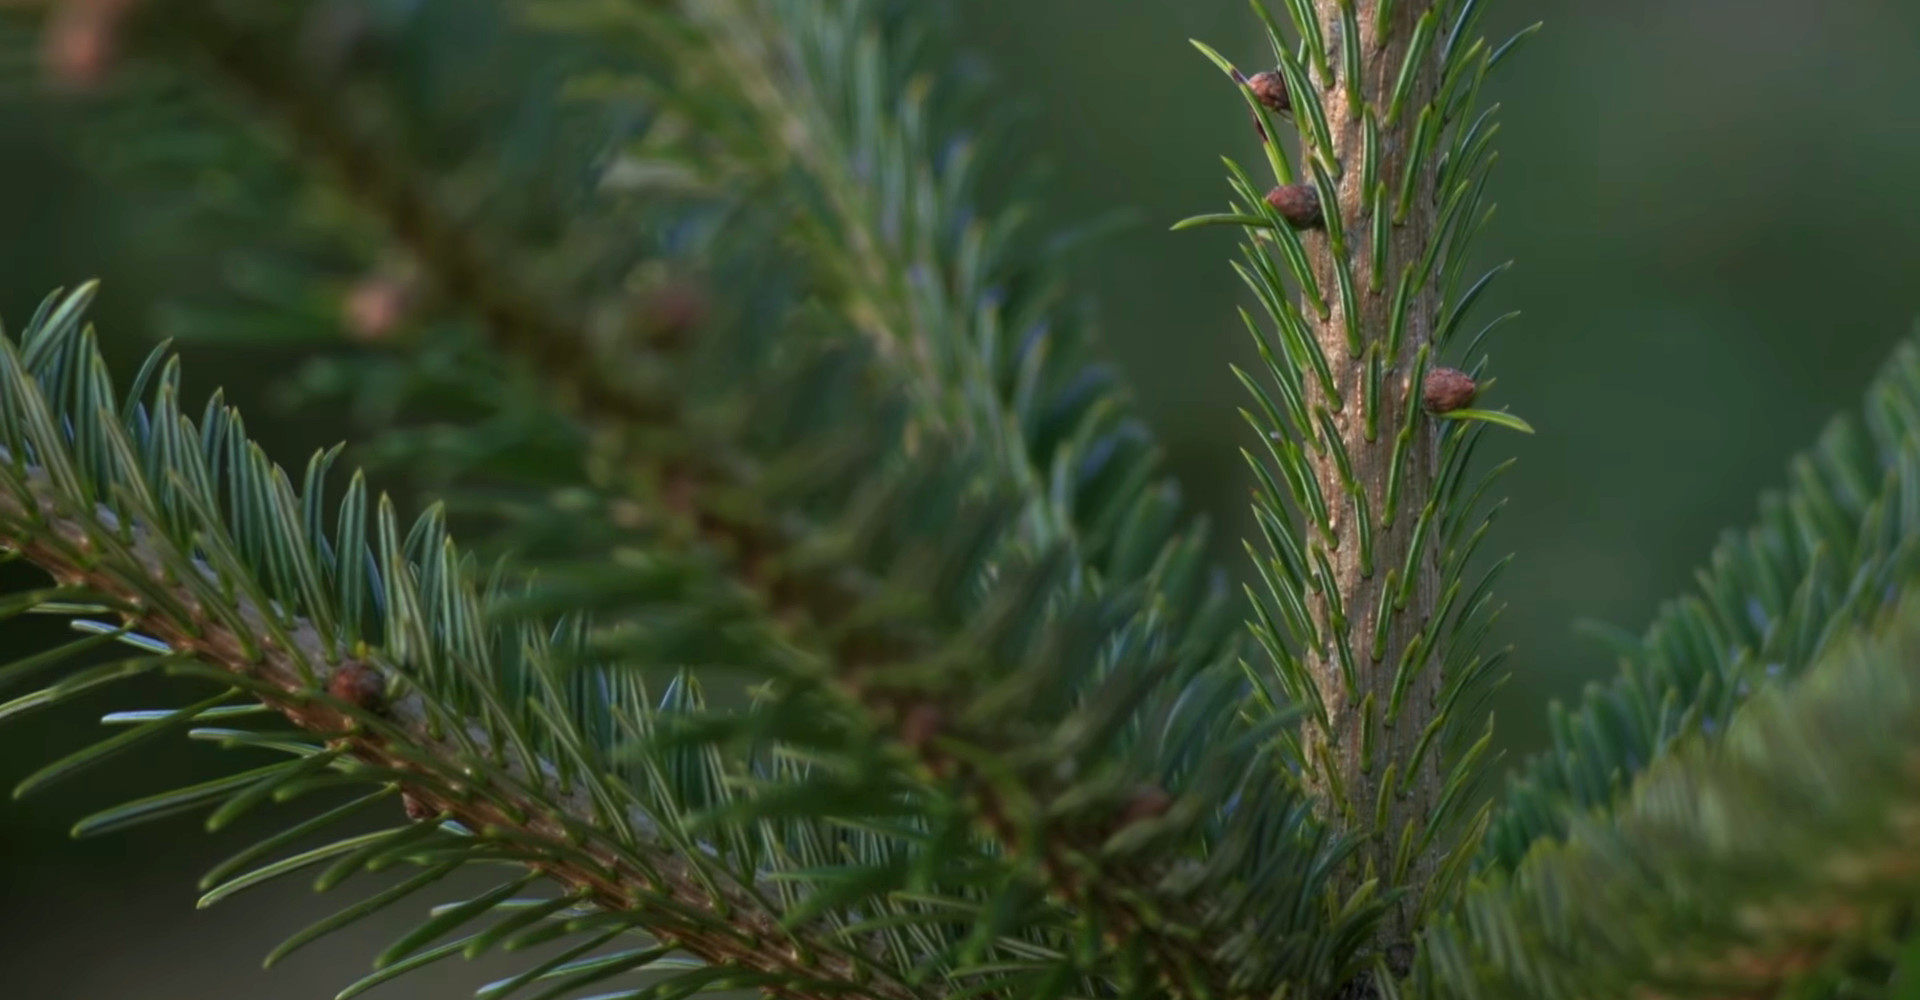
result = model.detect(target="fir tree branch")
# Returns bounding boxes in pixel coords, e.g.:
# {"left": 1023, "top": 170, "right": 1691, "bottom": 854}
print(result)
{"left": 130, "top": 15, "right": 1184, "bottom": 966}
{"left": 0, "top": 322, "right": 926, "bottom": 1000}
{"left": 541, "top": 0, "right": 1200, "bottom": 601}
{"left": 679, "top": 0, "right": 953, "bottom": 422}
{"left": 1424, "top": 590, "right": 1920, "bottom": 1000}
{"left": 1192, "top": 0, "right": 1531, "bottom": 959}
{"left": 152, "top": 4, "right": 678, "bottom": 429}
{"left": 13, "top": 5, "right": 1365, "bottom": 996}
{"left": 1486, "top": 330, "right": 1920, "bottom": 873}
{"left": 0, "top": 282, "right": 1360, "bottom": 999}
{"left": 1, "top": 496, "right": 911, "bottom": 1000}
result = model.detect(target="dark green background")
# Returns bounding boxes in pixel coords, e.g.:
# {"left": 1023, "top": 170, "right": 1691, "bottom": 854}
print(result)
{"left": 4, "top": 2, "right": 1919, "bottom": 995}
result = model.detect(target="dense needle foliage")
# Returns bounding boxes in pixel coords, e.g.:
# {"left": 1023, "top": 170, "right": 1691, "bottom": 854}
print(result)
{"left": 3, "top": 2, "right": 1920, "bottom": 999}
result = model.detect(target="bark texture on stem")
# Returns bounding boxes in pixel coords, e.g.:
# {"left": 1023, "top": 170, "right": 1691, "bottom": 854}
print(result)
{"left": 1298, "top": 0, "right": 1446, "bottom": 948}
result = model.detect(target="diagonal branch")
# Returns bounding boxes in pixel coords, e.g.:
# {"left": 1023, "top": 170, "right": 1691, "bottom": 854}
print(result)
{"left": 0, "top": 465, "right": 923, "bottom": 1000}
{"left": 87, "top": 7, "right": 1313, "bottom": 998}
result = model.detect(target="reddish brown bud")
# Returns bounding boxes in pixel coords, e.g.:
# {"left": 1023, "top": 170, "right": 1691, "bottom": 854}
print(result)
{"left": 327, "top": 662, "right": 387, "bottom": 713}
{"left": 642, "top": 283, "right": 708, "bottom": 347}
{"left": 1422, "top": 367, "right": 1479, "bottom": 414}
{"left": 1118, "top": 784, "right": 1173, "bottom": 828}
{"left": 1245, "top": 70, "right": 1290, "bottom": 112}
{"left": 1265, "top": 184, "right": 1323, "bottom": 230}
{"left": 402, "top": 792, "right": 437, "bottom": 822}
{"left": 899, "top": 702, "right": 944, "bottom": 752}
{"left": 342, "top": 273, "right": 416, "bottom": 342}
{"left": 42, "top": 0, "right": 137, "bottom": 91}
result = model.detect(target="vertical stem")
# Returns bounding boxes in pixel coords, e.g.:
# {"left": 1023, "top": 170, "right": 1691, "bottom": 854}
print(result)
{"left": 1298, "top": 0, "right": 1445, "bottom": 958}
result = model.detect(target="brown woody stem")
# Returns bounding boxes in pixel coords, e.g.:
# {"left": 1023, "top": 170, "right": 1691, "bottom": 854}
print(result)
{"left": 1297, "top": 0, "right": 1446, "bottom": 954}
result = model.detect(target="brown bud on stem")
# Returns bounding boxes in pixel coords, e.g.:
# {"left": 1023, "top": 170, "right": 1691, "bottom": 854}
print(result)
{"left": 342, "top": 273, "right": 418, "bottom": 342}
{"left": 327, "top": 662, "right": 388, "bottom": 714}
{"left": 1422, "top": 367, "right": 1479, "bottom": 414}
{"left": 1265, "top": 184, "right": 1323, "bottom": 230}
{"left": 642, "top": 282, "right": 708, "bottom": 348}
{"left": 402, "top": 792, "right": 437, "bottom": 822}
{"left": 898, "top": 702, "right": 944, "bottom": 752}
{"left": 1244, "top": 70, "right": 1290, "bottom": 113}
{"left": 43, "top": 0, "right": 139, "bottom": 91}
{"left": 1117, "top": 784, "right": 1173, "bottom": 828}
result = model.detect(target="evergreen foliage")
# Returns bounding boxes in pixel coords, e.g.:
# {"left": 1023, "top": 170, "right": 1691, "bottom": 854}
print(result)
{"left": 1484, "top": 337, "right": 1920, "bottom": 873}
{"left": 0, "top": 1, "right": 1916, "bottom": 999}
{"left": 1431, "top": 588, "right": 1920, "bottom": 1000}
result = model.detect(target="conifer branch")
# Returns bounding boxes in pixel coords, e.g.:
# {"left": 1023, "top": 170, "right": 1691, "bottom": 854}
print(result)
{"left": 6, "top": 5, "right": 1367, "bottom": 997}
{"left": 0, "top": 277, "right": 1360, "bottom": 999}
{"left": 559, "top": 0, "right": 1191, "bottom": 587}
{"left": 1425, "top": 590, "right": 1920, "bottom": 999}
{"left": 113, "top": 14, "right": 1258, "bottom": 987}
{"left": 0, "top": 497, "right": 917, "bottom": 1000}
{"left": 153, "top": 4, "right": 678, "bottom": 428}
{"left": 1187, "top": 1, "right": 1531, "bottom": 962}
{"left": 0, "top": 319, "right": 926, "bottom": 1000}
{"left": 679, "top": 0, "right": 953, "bottom": 421}
{"left": 1486, "top": 331, "right": 1920, "bottom": 873}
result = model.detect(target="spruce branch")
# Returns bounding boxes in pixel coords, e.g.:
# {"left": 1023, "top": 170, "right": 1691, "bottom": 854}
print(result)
{"left": 1487, "top": 330, "right": 1920, "bottom": 873}
{"left": 111, "top": 15, "right": 1252, "bottom": 987}
{"left": 2, "top": 508, "right": 900, "bottom": 1000}
{"left": 538, "top": 0, "right": 1192, "bottom": 590}
{"left": 0, "top": 282, "right": 1366, "bottom": 998}
{"left": 1425, "top": 589, "right": 1920, "bottom": 1000}
{"left": 6, "top": 4, "right": 1374, "bottom": 996}
{"left": 144, "top": 3, "right": 679, "bottom": 428}
{"left": 0, "top": 296, "right": 927, "bottom": 1000}
{"left": 1185, "top": 0, "right": 1535, "bottom": 955}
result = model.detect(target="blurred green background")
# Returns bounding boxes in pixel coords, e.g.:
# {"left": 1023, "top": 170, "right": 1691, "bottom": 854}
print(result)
{"left": 4, "top": 1, "right": 1920, "bottom": 995}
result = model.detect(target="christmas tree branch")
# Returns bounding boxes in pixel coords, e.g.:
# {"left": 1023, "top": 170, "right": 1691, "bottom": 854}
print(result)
{"left": 1189, "top": 1, "right": 1531, "bottom": 958}
{"left": 140, "top": 15, "right": 1206, "bottom": 971}
{"left": 0, "top": 320, "right": 927, "bottom": 1000}
{"left": 1427, "top": 589, "right": 1920, "bottom": 1000}
{"left": 549, "top": 0, "right": 1194, "bottom": 590}
{"left": 1487, "top": 331, "right": 1920, "bottom": 872}
{"left": 11, "top": 4, "right": 1364, "bottom": 996}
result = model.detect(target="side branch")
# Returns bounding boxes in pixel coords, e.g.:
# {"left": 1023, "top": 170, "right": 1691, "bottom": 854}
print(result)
{"left": 0, "top": 468, "right": 917, "bottom": 1000}
{"left": 78, "top": 10, "right": 1273, "bottom": 996}
{"left": 1430, "top": 592, "right": 1920, "bottom": 999}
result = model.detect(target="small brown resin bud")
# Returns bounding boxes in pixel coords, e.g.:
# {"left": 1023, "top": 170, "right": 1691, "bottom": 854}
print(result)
{"left": 1117, "top": 784, "right": 1173, "bottom": 828}
{"left": 1245, "top": 70, "right": 1290, "bottom": 112}
{"left": 342, "top": 274, "right": 415, "bottom": 342}
{"left": 1265, "top": 184, "right": 1323, "bottom": 230}
{"left": 1422, "top": 367, "right": 1479, "bottom": 414}
{"left": 327, "top": 662, "right": 388, "bottom": 713}
{"left": 642, "top": 283, "right": 708, "bottom": 347}
{"left": 899, "top": 702, "right": 944, "bottom": 752}
{"left": 43, "top": 0, "right": 138, "bottom": 92}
